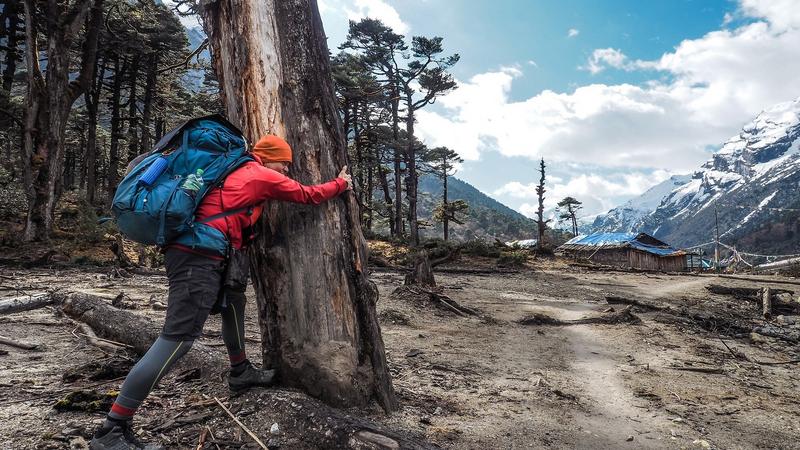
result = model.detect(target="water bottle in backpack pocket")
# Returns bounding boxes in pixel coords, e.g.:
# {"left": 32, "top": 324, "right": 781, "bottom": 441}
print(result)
{"left": 111, "top": 115, "right": 253, "bottom": 248}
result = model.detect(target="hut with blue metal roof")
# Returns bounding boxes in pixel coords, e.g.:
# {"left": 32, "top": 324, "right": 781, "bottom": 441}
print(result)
{"left": 556, "top": 232, "right": 687, "bottom": 272}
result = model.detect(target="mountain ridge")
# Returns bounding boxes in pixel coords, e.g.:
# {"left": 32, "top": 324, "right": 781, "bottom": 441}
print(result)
{"left": 591, "top": 97, "right": 800, "bottom": 255}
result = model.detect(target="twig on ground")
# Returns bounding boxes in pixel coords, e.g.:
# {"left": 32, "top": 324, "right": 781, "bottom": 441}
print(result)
{"left": 71, "top": 325, "right": 134, "bottom": 349}
{"left": 206, "top": 426, "right": 222, "bottom": 450}
{"left": 0, "top": 335, "right": 40, "bottom": 350}
{"left": 213, "top": 397, "right": 268, "bottom": 449}
{"left": 0, "top": 376, "right": 126, "bottom": 407}
{"left": 668, "top": 365, "right": 724, "bottom": 374}
{"left": 718, "top": 337, "right": 749, "bottom": 362}
{"left": 196, "top": 427, "right": 208, "bottom": 450}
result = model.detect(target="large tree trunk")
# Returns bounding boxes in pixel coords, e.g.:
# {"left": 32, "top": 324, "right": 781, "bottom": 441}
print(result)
{"left": 85, "top": 59, "right": 105, "bottom": 205}
{"left": 405, "top": 95, "right": 419, "bottom": 246}
{"left": 126, "top": 55, "right": 140, "bottom": 162}
{"left": 200, "top": 0, "right": 398, "bottom": 412}
{"left": 22, "top": 0, "right": 104, "bottom": 241}
{"left": 1, "top": 0, "right": 22, "bottom": 94}
{"left": 391, "top": 83, "right": 402, "bottom": 238}
{"left": 443, "top": 166, "right": 449, "bottom": 241}
{"left": 106, "top": 56, "right": 124, "bottom": 206}
{"left": 139, "top": 54, "right": 158, "bottom": 153}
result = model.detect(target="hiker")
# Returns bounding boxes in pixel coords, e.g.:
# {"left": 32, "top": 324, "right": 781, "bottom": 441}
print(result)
{"left": 90, "top": 134, "right": 352, "bottom": 450}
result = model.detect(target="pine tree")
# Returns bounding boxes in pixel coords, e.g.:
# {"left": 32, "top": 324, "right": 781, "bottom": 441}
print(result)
{"left": 557, "top": 196, "right": 582, "bottom": 236}
{"left": 535, "top": 158, "right": 551, "bottom": 250}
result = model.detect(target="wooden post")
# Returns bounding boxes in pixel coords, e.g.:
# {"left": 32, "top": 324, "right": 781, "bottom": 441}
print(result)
{"left": 763, "top": 287, "right": 772, "bottom": 319}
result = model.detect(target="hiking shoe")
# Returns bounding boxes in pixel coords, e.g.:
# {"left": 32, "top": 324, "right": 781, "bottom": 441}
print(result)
{"left": 89, "top": 422, "right": 164, "bottom": 450}
{"left": 229, "top": 362, "right": 276, "bottom": 394}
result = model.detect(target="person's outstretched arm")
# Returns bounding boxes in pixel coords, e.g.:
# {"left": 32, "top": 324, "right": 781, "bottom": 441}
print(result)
{"left": 232, "top": 163, "right": 351, "bottom": 206}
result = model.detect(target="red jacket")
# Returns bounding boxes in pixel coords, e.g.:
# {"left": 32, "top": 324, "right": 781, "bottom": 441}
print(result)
{"left": 191, "top": 158, "right": 347, "bottom": 252}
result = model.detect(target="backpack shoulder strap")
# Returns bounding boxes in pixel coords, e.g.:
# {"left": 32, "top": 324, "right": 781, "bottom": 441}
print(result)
{"left": 198, "top": 206, "right": 254, "bottom": 224}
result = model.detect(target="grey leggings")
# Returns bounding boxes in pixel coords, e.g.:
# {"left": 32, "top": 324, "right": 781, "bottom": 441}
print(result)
{"left": 108, "top": 290, "right": 247, "bottom": 421}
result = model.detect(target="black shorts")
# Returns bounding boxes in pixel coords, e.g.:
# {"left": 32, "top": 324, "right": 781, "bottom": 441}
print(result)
{"left": 162, "top": 249, "right": 224, "bottom": 341}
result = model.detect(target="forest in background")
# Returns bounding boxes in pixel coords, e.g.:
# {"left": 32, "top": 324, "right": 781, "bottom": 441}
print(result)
{"left": 0, "top": 1, "right": 569, "bottom": 256}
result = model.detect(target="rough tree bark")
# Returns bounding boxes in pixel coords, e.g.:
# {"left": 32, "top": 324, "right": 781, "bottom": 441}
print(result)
{"left": 84, "top": 58, "right": 106, "bottom": 205}
{"left": 21, "top": 0, "right": 104, "bottom": 241}
{"left": 200, "top": 0, "right": 398, "bottom": 412}
{"left": 139, "top": 54, "right": 158, "bottom": 154}
{"left": 106, "top": 56, "right": 124, "bottom": 206}
{"left": 405, "top": 94, "right": 420, "bottom": 246}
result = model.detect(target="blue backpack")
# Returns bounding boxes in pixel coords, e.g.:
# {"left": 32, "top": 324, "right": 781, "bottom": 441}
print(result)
{"left": 111, "top": 115, "right": 253, "bottom": 255}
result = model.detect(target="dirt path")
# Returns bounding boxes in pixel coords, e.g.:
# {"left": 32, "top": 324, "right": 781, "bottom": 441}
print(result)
{"left": 1, "top": 265, "right": 799, "bottom": 449}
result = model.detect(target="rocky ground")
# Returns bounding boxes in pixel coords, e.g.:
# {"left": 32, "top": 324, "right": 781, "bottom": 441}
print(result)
{"left": 1, "top": 257, "right": 799, "bottom": 449}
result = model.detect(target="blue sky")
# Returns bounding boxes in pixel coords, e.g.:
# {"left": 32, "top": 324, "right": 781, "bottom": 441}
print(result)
{"left": 319, "top": 0, "right": 800, "bottom": 224}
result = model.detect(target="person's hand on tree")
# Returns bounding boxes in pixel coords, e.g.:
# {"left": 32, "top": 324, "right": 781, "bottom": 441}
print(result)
{"left": 338, "top": 165, "right": 353, "bottom": 191}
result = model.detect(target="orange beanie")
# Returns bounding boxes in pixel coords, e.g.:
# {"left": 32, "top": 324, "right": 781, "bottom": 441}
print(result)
{"left": 252, "top": 135, "right": 293, "bottom": 163}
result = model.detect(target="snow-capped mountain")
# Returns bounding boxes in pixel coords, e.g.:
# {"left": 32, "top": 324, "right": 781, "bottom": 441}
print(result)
{"left": 592, "top": 174, "right": 691, "bottom": 233}
{"left": 591, "top": 97, "right": 800, "bottom": 254}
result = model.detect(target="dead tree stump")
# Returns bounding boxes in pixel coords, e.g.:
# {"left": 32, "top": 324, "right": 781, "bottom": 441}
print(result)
{"left": 405, "top": 251, "right": 436, "bottom": 287}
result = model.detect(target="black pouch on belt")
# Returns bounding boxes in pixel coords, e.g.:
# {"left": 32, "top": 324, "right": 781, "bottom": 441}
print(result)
{"left": 223, "top": 246, "right": 250, "bottom": 292}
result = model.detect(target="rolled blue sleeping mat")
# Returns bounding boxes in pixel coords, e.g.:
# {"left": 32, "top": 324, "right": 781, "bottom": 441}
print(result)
{"left": 137, "top": 156, "right": 169, "bottom": 187}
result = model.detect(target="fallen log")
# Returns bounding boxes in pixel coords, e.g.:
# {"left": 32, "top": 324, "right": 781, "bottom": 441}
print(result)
{"left": 519, "top": 306, "right": 641, "bottom": 326}
{"left": 705, "top": 284, "right": 793, "bottom": 298}
{"left": 434, "top": 268, "right": 520, "bottom": 275}
{"left": 58, "top": 292, "right": 224, "bottom": 377}
{"left": 0, "top": 293, "right": 53, "bottom": 315}
{"left": 0, "top": 335, "right": 40, "bottom": 350}
{"left": 56, "top": 292, "right": 434, "bottom": 448}
{"left": 705, "top": 284, "right": 799, "bottom": 315}
{"left": 718, "top": 274, "right": 800, "bottom": 286}
{"left": 605, "top": 296, "right": 668, "bottom": 311}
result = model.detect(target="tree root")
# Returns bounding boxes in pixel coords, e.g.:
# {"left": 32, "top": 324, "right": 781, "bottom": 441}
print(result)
{"left": 392, "top": 285, "right": 479, "bottom": 317}
{"left": 518, "top": 306, "right": 641, "bottom": 326}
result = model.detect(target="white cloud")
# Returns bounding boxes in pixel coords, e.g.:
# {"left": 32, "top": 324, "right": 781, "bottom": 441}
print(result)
{"left": 417, "top": 0, "right": 800, "bottom": 179}
{"left": 346, "top": 0, "right": 409, "bottom": 34}
{"left": 527, "top": 60, "right": 538, "bottom": 67}
{"left": 496, "top": 170, "right": 672, "bottom": 218}
{"left": 722, "top": 12, "right": 734, "bottom": 26}
{"left": 740, "top": 0, "right": 800, "bottom": 31}
{"left": 582, "top": 48, "right": 643, "bottom": 74}
{"left": 161, "top": 0, "right": 201, "bottom": 29}
{"left": 568, "top": 28, "right": 580, "bottom": 38}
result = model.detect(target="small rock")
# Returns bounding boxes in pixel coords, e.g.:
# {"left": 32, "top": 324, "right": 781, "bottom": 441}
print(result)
{"left": 406, "top": 349, "right": 423, "bottom": 358}
{"left": 270, "top": 423, "right": 281, "bottom": 435}
{"left": 62, "top": 427, "right": 81, "bottom": 436}
{"left": 69, "top": 436, "right": 88, "bottom": 450}
{"left": 692, "top": 439, "right": 711, "bottom": 449}
{"left": 603, "top": 307, "right": 615, "bottom": 313}
{"left": 672, "top": 417, "right": 684, "bottom": 423}
{"left": 151, "top": 302, "right": 167, "bottom": 311}
{"left": 433, "top": 406, "right": 442, "bottom": 415}
{"left": 777, "top": 315, "right": 797, "bottom": 325}
{"left": 626, "top": 435, "right": 634, "bottom": 442}
{"left": 267, "top": 437, "right": 281, "bottom": 449}
{"left": 419, "top": 416, "right": 432, "bottom": 425}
